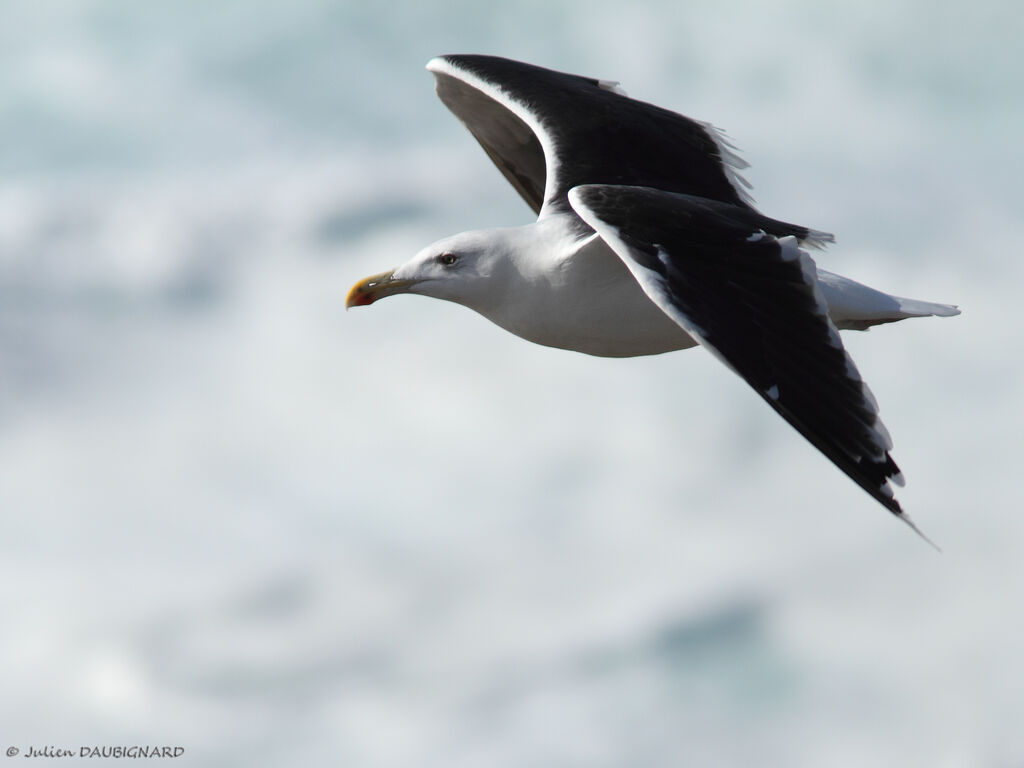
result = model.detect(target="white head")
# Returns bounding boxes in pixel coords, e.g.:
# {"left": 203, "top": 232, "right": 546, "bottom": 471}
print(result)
{"left": 347, "top": 227, "right": 530, "bottom": 315}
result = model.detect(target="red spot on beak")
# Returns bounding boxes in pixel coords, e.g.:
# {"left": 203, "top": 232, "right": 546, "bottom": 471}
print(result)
{"left": 346, "top": 288, "right": 376, "bottom": 307}
{"left": 346, "top": 269, "right": 401, "bottom": 310}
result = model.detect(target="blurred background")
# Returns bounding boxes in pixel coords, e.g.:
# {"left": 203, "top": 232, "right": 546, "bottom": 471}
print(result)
{"left": 1, "top": 1, "right": 1021, "bottom": 766}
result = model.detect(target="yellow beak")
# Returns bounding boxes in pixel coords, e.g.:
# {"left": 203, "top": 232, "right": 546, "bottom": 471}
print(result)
{"left": 345, "top": 269, "right": 418, "bottom": 309}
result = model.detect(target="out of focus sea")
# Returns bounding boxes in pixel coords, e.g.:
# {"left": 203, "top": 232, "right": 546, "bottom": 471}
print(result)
{"left": 1, "top": 1, "right": 1022, "bottom": 766}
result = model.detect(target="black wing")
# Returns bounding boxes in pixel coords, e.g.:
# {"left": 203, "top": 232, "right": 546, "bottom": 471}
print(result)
{"left": 570, "top": 184, "right": 909, "bottom": 519}
{"left": 428, "top": 55, "right": 757, "bottom": 220}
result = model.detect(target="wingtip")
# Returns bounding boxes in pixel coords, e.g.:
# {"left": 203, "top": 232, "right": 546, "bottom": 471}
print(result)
{"left": 896, "top": 510, "right": 942, "bottom": 552}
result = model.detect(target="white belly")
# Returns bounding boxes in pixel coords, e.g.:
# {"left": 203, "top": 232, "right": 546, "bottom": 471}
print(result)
{"left": 476, "top": 236, "right": 698, "bottom": 358}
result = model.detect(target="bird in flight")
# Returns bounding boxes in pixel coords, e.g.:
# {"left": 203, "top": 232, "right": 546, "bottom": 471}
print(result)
{"left": 347, "top": 55, "right": 958, "bottom": 539}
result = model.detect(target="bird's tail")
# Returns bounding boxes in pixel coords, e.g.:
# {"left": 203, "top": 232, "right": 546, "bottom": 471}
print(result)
{"left": 888, "top": 294, "right": 961, "bottom": 320}
{"left": 815, "top": 268, "right": 961, "bottom": 331}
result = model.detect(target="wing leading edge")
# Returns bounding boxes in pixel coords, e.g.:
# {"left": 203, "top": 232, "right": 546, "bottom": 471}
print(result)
{"left": 428, "top": 55, "right": 757, "bottom": 220}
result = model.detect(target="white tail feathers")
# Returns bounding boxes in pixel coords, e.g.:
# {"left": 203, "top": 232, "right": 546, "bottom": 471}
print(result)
{"left": 814, "top": 268, "right": 961, "bottom": 331}
{"left": 892, "top": 295, "right": 961, "bottom": 319}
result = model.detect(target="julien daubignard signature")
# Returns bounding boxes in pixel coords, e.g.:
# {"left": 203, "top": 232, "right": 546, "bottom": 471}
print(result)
{"left": 7, "top": 745, "right": 184, "bottom": 759}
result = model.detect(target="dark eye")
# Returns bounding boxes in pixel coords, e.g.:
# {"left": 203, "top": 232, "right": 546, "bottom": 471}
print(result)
{"left": 438, "top": 252, "right": 458, "bottom": 266}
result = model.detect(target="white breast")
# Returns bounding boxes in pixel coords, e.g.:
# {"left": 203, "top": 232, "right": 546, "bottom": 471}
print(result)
{"left": 477, "top": 229, "right": 698, "bottom": 358}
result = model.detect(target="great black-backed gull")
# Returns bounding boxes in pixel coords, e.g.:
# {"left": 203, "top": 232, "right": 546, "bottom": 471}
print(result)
{"left": 347, "top": 55, "right": 959, "bottom": 539}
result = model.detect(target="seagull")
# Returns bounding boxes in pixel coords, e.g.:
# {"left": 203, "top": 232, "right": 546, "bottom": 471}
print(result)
{"left": 347, "top": 55, "right": 958, "bottom": 538}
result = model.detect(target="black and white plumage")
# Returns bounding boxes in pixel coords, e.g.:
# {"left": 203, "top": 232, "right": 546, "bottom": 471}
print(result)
{"left": 348, "top": 55, "right": 959, "bottom": 536}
